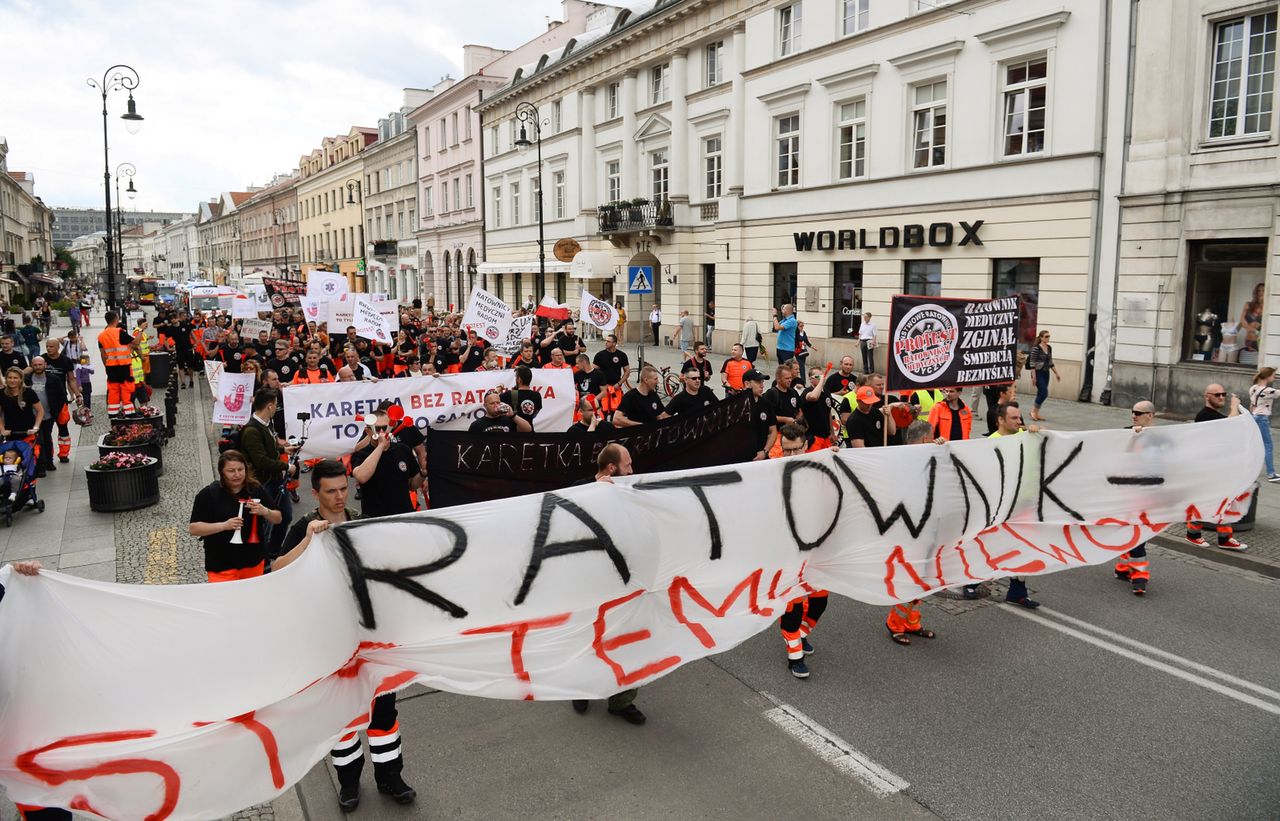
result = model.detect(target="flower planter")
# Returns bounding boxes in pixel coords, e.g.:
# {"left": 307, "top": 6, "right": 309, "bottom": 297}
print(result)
{"left": 111, "top": 412, "right": 165, "bottom": 436}
{"left": 97, "top": 433, "right": 163, "bottom": 477}
{"left": 86, "top": 458, "right": 159, "bottom": 512}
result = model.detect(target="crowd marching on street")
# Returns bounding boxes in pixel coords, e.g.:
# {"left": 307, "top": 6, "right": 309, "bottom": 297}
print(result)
{"left": 1, "top": 287, "right": 1275, "bottom": 820}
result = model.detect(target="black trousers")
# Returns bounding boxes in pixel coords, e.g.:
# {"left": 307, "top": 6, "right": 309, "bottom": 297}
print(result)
{"left": 652, "top": 322, "right": 661, "bottom": 345}
{"left": 331, "top": 692, "right": 403, "bottom": 788}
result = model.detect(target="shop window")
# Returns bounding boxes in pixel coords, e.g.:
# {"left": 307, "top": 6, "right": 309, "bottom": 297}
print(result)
{"left": 773, "top": 262, "right": 798, "bottom": 310}
{"left": 834, "top": 261, "right": 863, "bottom": 337}
{"left": 1183, "top": 240, "right": 1268, "bottom": 364}
{"left": 904, "top": 260, "right": 941, "bottom": 297}
{"left": 993, "top": 258, "right": 1040, "bottom": 351}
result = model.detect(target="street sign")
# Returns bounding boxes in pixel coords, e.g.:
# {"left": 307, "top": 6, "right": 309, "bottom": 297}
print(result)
{"left": 628, "top": 265, "right": 654, "bottom": 294}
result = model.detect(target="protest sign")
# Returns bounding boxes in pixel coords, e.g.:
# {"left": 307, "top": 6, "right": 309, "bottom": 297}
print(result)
{"left": 211, "top": 370, "right": 256, "bottom": 425}
{"left": 376, "top": 301, "right": 400, "bottom": 334}
{"left": 327, "top": 293, "right": 354, "bottom": 330}
{"left": 203, "top": 359, "right": 223, "bottom": 392}
{"left": 250, "top": 284, "right": 271, "bottom": 312}
{"left": 887, "top": 295, "right": 1020, "bottom": 392}
{"left": 353, "top": 297, "right": 392, "bottom": 344}
{"left": 578, "top": 289, "right": 619, "bottom": 332}
{"left": 428, "top": 392, "right": 756, "bottom": 507}
{"left": 300, "top": 296, "right": 325, "bottom": 324}
{"left": 240, "top": 318, "right": 272, "bottom": 341}
{"left": 0, "top": 416, "right": 1260, "bottom": 819}
{"left": 263, "top": 277, "right": 305, "bottom": 308}
{"left": 371, "top": 293, "right": 388, "bottom": 302}
{"left": 283, "top": 369, "right": 575, "bottom": 458}
{"left": 231, "top": 292, "right": 260, "bottom": 319}
{"left": 308, "top": 270, "right": 349, "bottom": 299}
{"left": 496, "top": 314, "right": 535, "bottom": 356}
{"left": 461, "top": 287, "right": 513, "bottom": 344}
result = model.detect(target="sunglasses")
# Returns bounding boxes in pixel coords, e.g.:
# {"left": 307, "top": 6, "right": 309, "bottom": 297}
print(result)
{"left": 1209, "top": 392, "right": 1226, "bottom": 398}
{"left": 1132, "top": 410, "right": 1152, "bottom": 415}
{"left": 374, "top": 426, "right": 388, "bottom": 432}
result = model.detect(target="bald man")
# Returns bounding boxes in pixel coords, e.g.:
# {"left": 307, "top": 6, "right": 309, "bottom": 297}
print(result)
{"left": 1187, "top": 384, "right": 1247, "bottom": 551}
{"left": 1114, "top": 400, "right": 1159, "bottom": 595}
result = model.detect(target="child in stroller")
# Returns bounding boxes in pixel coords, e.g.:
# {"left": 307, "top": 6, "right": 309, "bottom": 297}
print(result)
{"left": 0, "top": 438, "right": 43, "bottom": 526}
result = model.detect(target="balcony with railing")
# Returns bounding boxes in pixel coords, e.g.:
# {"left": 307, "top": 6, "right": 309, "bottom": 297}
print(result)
{"left": 596, "top": 199, "right": 675, "bottom": 235}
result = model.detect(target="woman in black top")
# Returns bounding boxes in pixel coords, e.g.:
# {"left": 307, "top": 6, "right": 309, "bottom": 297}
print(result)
{"left": 0, "top": 366, "right": 42, "bottom": 439}
{"left": 1027, "top": 330, "right": 1060, "bottom": 421}
{"left": 188, "top": 450, "right": 281, "bottom": 582}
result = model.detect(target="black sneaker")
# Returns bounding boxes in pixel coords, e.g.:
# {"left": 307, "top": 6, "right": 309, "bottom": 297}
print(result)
{"left": 801, "top": 637, "right": 814, "bottom": 655}
{"left": 1132, "top": 578, "right": 1147, "bottom": 596}
{"left": 58, "top": 456, "right": 69, "bottom": 463}
{"left": 571, "top": 699, "right": 589, "bottom": 714}
{"left": 1115, "top": 568, "right": 1131, "bottom": 581}
{"left": 337, "top": 783, "right": 359, "bottom": 812}
{"left": 45, "top": 463, "right": 56, "bottom": 472}
{"left": 788, "top": 659, "right": 810, "bottom": 679}
{"left": 376, "top": 773, "right": 416, "bottom": 804}
{"left": 962, "top": 584, "right": 979, "bottom": 600}
{"left": 607, "top": 704, "right": 647, "bottom": 725}
{"left": 1007, "top": 595, "right": 1040, "bottom": 609}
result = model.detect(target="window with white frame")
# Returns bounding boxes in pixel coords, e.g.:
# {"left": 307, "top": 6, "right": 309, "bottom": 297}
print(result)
{"left": 911, "top": 79, "right": 948, "bottom": 169}
{"left": 465, "top": 106, "right": 473, "bottom": 140}
{"left": 441, "top": 181, "right": 449, "bottom": 213}
{"left": 439, "top": 119, "right": 447, "bottom": 150}
{"left": 1003, "top": 57, "right": 1048, "bottom": 156}
{"left": 510, "top": 181, "right": 520, "bottom": 224}
{"left": 551, "top": 99, "right": 562, "bottom": 133}
{"left": 651, "top": 63, "right": 670, "bottom": 104}
{"left": 1208, "top": 11, "right": 1278, "bottom": 139}
{"left": 488, "top": 125, "right": 499, "bottom": 155}
{"left": 451, "top": 113, "right": 459, "bottom": 145}
{"left": 509, "top": 120, "right": 518, "bottom": 145}
{"left": 423, "top": 127, "right": 431, "bottom": 156}
{"left": 776, "top": 114, "right": 801, "bottom": 187}
{"left": 837, "top": 98, "right": 867, "bottom": 180}
{"left": 705, "top": 41, "right": 724, "bottom": 87}
{"left": 779, "top": 3, "right": 802, "bottom": 57}
{"left": 453, "top": 177, "right": 461, "bottom": 211}
{"left": 651, "top": 149, "right": 670, "bottom": 201}
{"left": 465, "top": 174, "right": 474, "bottom": 208}
{"left": 492, "top": 186, "right": 502, "bottom": 228}
{"left": 424, "top": 186, "right": 434, "bottom": 215}
{"left": 398, "top": 212, "right": 405, "bottom": 238}
{"left": 554, "top": 171, "right": 566, "bottom": 218}
{"left": 842, "top": 0, "right": 869, "bottom": 35}
{"left": 606, "top": 160, "right": 621, "bottom": 203}
{"left": 704, "top": 136, "right": 723, "bottom": 199}
{"left": 607, "top": 83, "right": 620, "bottom": 119}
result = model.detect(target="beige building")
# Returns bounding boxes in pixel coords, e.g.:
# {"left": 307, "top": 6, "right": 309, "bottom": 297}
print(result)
{"left": 0, "top": 139, "right": 55, "bottom": 296}
{"left": 297, "top": 128, "right": 378, "bottom": 291}
{"left": 196, "top": 192, "right": 255, "bottom": 284}
{"left": 363, "top": 91, "right": 432, "bottom": 302}
{"left": 240, "top": 173, "right": 301, "bottom": 279}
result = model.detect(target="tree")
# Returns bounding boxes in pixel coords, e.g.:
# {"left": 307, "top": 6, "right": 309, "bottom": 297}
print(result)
{"left": 53, "top": 248, "right": 78, "bottom": 279}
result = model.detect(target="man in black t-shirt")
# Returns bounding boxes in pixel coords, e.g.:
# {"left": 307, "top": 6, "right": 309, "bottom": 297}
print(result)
{"left": 743, "top": 369, "right": 773, "bottom": 460}
{"left": 173, "top": 315, "right": 196, "bottom": 388}
{"left": 823, "top": 356, "right": 858, "bottom": 405}
{"left": 799, "top": 366, "right": 834, "bottom": 447}
{"left": 614, "top": 365, "right": 667, "bottom": 427}
{"left": 1186, "top": 383, "right": 1247, "bottom": 551}
{"left": 762, "top": 365, "right": 801, "bottom": 430}
{"left": 459, "top": 330, "right": 487, "bottom": 373}
{"left": 219, "top": 331, "right": 246, "bottom": 373}
{"left": 0, "top": 335, "right": 28, "bottom": 374}
{"left": 469, "top": 391, "right": 532, "bottom": 434}
{"left": 592, "top": 335, "right": 630, "bottom": 386}
{"left": 843, "top": 386, "right": 895, "bottom": 448}
{"left": 666, "top": 368, "right": 718, "bottom": 417}
{"left": 572, "top": 353, "right": 607, "bottom": 400}
{"left": 264, "top": 339, "right": 302, "bottom": 383}
{"left": 351, "top": 411, "right": 422, "bottom": 519}
{"left": 506, "top": 366, "right": 543, "bottom": 430}
{"left": 680, "top": 343, "right": 713, "bottom": 384}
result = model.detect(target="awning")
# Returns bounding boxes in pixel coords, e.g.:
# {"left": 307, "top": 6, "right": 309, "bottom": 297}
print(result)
{"left": 477, "top": 260, "right": 571, "bottom": 276}
{"left": 569, "top": 251, "right": 615, "bottom": 280}
{"left": 30, "top": 273, "right": 64, "bottom": 287}
{"left": 0, "top": 277, "right": 18, "bottom": 286}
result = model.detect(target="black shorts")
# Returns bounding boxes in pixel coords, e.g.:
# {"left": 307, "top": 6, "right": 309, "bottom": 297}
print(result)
{"left": 176, "top": 348, "right": 196, "bottom": 367}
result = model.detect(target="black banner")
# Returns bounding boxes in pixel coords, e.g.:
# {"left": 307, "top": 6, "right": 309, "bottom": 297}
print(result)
{"left": 263, "top": 277, "right": 306, "bottom": 308}
{"left": 886, "top": 295, "right": 1019, "bottom": 392}
{"left": 426, "top": 391, "right": 757, "bottom": 507}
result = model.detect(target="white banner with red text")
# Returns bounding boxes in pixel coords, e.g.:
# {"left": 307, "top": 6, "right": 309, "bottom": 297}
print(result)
{"left": 282, "top": 369, "right": 576, "bottom": 458}
{"left": 0, "top": 416, "right": 1259, "bottom": 819}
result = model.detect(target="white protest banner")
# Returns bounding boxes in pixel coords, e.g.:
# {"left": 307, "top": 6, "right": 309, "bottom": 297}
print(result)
{"left": 0, "top": 417, "right": 1260, "bottom": 819}
{"left": 496, "top": 314, "right": 535, "bottom": 356}
{"left": 203, "top": 359, "right": 223, "bottom": 392}
{"left": 231, "top": 292, "right": 259, "bottom": 319}
{"left": 461, "top": 287, "right": 513, "bottom": 345}
{"left": 579, "top": 289, "right": 619, "bottom": 332}
{"left": 300, "top": 296, "right": 325, "bottom": 324}
{"left": 371, "top": 292, "right": 388, "bottom": 302}
{"left": 283, "top": 369, "right": 575, "bottom": 458}
{"left": 376, "top": 301, "right": 400, "bottom": 334}
{"left": 353, "top": 297, "right": 392, "bottom": 344}
{"left": 211, "top": 370, "right": 256, "bottom": 425}
{"left": 250, "top": 284, "right": 271, "bottom": 312}
{"left": 308, "top": 269, "right": 349, "bottom": 299}
{"left": 328, "top": 293, "right": 354, "bottom": 330}
{"left": 240, "top": 318, "right": 272, "bottom": 341}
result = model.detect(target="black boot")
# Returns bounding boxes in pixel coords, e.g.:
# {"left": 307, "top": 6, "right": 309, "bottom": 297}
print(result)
{"left": 376, "top": 772, "right": 416, "bottom": 804}
{"left": 337, "top": 780, "right": 360, "bottom": 812}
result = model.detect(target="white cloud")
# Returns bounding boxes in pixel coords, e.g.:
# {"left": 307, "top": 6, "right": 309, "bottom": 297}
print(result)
{"left": 0, "top": 0, "right": 565, "bottom": 213}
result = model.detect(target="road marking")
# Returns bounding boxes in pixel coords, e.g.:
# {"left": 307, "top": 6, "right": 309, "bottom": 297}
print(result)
{"left": 1000, "top": 605, "right": 1280, "bottom": 717}
{"left": 761, "top": 692, "right": 909, "bottom": 797}
{"left": 143, "top": 527, "right": 178, "bottom": 585}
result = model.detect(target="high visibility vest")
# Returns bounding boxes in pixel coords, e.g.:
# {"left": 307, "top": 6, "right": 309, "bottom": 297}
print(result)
{"left": 292, "top": 367, "right": 333, "bottom": 385}
{"left": 97, "top": 327, "right": 131, "bottom": 367}
{"left": 915, "top": 389, "right": 944, "bottom": 422}
{"left": 131, "top": 352, "right": 145, "bottom": 383}
{"left": 133, "top": 327, "right": 151, "bottom": 356}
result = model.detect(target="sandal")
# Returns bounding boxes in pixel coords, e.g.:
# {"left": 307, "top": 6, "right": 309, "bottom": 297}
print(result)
{"left": 913, "top": 629, "right": 937, "bottom": 639}
{"left": 886, "top": 626, "right": 911, "bottom": 645}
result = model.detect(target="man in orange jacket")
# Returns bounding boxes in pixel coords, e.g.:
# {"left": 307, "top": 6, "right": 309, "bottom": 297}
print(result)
{"left": 926, "top": 387, "right": 972, "bottom": 442}
{"left": 96, "top": 311, "right": 135, "bottom": 416}
{"left": 886, "top": 419, "right": 939, "bottom": 645}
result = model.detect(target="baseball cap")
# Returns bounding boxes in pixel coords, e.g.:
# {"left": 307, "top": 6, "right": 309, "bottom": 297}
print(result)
{"left": 855, "top": 385, "right": 878, "bottom": 404}
{"left": 742, "top": 369, "right": 770, "bottom": 383}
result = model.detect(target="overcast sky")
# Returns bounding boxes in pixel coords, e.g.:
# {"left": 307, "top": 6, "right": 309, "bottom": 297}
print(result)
{"left": 0, "top": 0, "right": 565, "bottom": 214}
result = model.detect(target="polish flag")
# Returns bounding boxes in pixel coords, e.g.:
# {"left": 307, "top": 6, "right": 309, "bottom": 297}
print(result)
{"left": 535, "top": 295, "right": 571, "bottom": 321}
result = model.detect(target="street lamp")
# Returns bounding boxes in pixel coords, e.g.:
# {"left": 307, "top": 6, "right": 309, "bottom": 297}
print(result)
{"left": 513, "top": 101, "right": 547, "bottom": 299}
{"left": 87, "top": 64, "right": 142, "bottom": 311}
{"left": 345, "top": 180, "right": 360, "bottom": 205}
{"left": 113, "top": 163, "right": 136, "bottom": 290}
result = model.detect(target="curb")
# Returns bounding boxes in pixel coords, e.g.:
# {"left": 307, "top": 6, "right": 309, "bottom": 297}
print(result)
{"left": 1150, "top": 534, "right": 1280, "bottom": 580}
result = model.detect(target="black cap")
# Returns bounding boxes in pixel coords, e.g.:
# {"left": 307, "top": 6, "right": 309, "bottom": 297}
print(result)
{"left": 742, "top": 369, "right": 770, "bottom": 383}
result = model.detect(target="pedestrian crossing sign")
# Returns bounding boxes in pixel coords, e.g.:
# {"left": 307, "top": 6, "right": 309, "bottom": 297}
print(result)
{"left": 628, "top": 266, "right": 654, "bottom": 294}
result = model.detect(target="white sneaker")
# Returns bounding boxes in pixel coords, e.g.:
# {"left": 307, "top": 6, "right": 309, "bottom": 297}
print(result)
{"left": 1268, "top": 474, "right": 1280, "bottom": 483}
{"left": 1218, "top": 538, "right": 1248, "bottom": 551}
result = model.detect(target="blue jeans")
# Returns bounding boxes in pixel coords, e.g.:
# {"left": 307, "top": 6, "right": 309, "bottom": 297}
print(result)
{"left": 1034, "top": 369, "right": 1050, "bottom": 408}
{"left": 1255, "top": 413, "right": 1275, "bottom": 475}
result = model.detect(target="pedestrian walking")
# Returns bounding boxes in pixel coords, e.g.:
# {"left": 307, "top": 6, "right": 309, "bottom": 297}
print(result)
{"left": 25, "top": 357, "right": 65, "bottom": 475}
{"left": 795, "top": 321, "right": 814, "bottom": 374}
{"left": 188, "top": 450, "right": 281, "bottom": 582}
{"left": 771, "top": 424, "right": 829, "bottom": 678}
{"left": 986, "top": 403, "right": 1042, "bottom": 607}
{"left": 0, "top": 366, "right": 43, "bottom": 476}
{"left": 1249, "top": 367, "right": 1280, "bottom": 482}
{"left": 237, "top": 390, "right": 294, "bottom": 567}
{"left": 1113, "top": 401, "right": 1157, "bottom": 596}
{"left": 1027, "top": 330, "right": 1060, "bottom": 421}
{"left": 1185, "top": 384, "right": 1248, "bottom": 551}
{"left": 676, "top": 309, "right": 694, "bottom": 353}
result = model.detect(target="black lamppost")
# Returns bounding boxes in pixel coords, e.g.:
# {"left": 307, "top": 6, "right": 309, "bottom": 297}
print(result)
{"left": 345, "top": 180, "right": 360, "bottom": 205}
{"left": 513, "top": 101, "right": 546, "bottom": 298}
{"left": 273, "top": 206, "right": 290, "bottom": 278}
{"left": 114, "top": 163, "right": 136, "bottom": 290}
{"left": 87, "top": 64, "right": 143, "bottom": 311}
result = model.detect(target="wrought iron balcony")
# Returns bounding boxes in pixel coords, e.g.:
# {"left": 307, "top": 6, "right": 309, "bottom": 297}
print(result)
{"left": 596, "top": 199, "right": 675, "bottom": 234}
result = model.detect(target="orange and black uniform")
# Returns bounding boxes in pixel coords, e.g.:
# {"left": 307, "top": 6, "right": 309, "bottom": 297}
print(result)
{"left": 292, "top": 365, "right": 334, "bottom": 385}
{"left": 97, "top": 325, "right": 134, "bottom": 415}
{"left": 721, "top": 357, "right": 752, "bottom": 394}
{"left": 927, "top": 400, "right": 972, "bottom": 442}
{"left": 770, "top": 449, "right": 829, "bottom": 664}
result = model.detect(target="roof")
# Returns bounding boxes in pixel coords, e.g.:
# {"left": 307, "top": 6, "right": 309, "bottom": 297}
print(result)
{"left": 7, "top": 171, "right": 30, "bottom": 181}
{"left": 228, "top": 191, "right": 254, "bottom": 206}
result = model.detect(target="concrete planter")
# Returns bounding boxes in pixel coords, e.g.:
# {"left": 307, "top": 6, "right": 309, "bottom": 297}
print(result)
{"left": 86, "top": 458, "right": 159, "bottom": 512}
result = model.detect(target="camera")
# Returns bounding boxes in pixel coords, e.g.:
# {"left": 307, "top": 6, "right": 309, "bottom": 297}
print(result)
{"left": 297, "top": 411, "right": 311, "bottom": 421}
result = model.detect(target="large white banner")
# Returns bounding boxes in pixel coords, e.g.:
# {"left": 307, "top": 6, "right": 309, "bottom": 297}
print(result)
{"left": 283, "top": 369, "right": 576, "bottom": 458}
{"left": 0, "top": 418, "right": 1260, "bottom": 819}
{"left": 461, "top": 287, "right": 513, "bottom": 344}
{"left": 230, "top": 292, "right": 259, "bottom": 319}
{"left": 579, "top": 289, "right": 619, "bottom": 332}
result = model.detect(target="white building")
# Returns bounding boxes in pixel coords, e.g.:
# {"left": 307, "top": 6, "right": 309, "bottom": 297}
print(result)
{"left": 478, "top": 0, "right": 1131, "bottom": 401}
{"left": 160, "top": 216, "right": 200, "bottom": 282}
{"left": 1104, "top": 0, "right": 1280, "bottom": 415}
{"left": 362, "top": 89, "right": 432, "bottom": 303}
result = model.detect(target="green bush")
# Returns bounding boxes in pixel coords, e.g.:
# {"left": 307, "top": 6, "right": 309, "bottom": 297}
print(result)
{"left": 51, "top": 299, "right": 75, "bottom": 312}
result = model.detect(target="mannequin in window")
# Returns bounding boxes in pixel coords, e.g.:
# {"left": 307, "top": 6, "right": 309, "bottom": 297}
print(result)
{"left": 1194, "top": 307, "right": 1218, "bottom": 355}
{"left": 1218, "top": 323, "right": 1239, "bottom": 364}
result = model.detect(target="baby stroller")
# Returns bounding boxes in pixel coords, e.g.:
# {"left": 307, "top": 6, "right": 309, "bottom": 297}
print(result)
{"left": 0, "top": 438, "right": 43, "bottom": 527}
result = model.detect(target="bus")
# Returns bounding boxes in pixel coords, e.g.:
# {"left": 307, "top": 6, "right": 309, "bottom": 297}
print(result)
{"left": 136, "top": 277, "right": 159, "bottom": 306}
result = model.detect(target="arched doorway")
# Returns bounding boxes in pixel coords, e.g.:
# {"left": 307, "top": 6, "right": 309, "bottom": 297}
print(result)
{"left": 454, "top": 249, "right": 464, "bottom": 307}
{"left": 467, "top": 248, "right": 477, "bottom": 297}
{"left": 443, "top": 252, "right": 453, "bottom": 311}
{"left": 421, "top": 250, "right": 434, "bottom": 310}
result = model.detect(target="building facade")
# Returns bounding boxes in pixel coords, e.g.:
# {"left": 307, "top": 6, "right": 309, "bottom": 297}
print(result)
{"left": 1105, "top": 0, "right": 1280, "bottom": 415}
{"left": 239, "top": 174, "right": 301, "bottom": 279}
{"left": 296, "top": 128, "right": 378, "bottom": 290}
{"left": 51, "top": 207, "right": 189, "bottom": 248}
{"left": 196, "top": 192, "right": 254, "bottom": 284}
{"left": 0, "top": 140, "right": 55, "bottom": 296}
{"left": 159, "top": 216, "right": 199, "bottom": 282}
{"left": 477, "top": 0, "right": 1129, "bottom": 402}
{"left": 363, "top": 91, "right": 431, "bottom": 302}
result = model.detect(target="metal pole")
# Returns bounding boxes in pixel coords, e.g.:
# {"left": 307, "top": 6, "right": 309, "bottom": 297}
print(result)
{"left": 536, "top": 133, "right": 545, "bottom": 300}
{"left": 101, "top": 93, "right": 114, "bottom": 311}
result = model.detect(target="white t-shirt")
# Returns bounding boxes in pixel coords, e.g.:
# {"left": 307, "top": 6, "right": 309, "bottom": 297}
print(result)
{"left": 858, "top": 321, "right": 877, "bottom": 341}
{"left": 1250, "top": 383, "right": 1280, "bottom": 416}
{"left": 650, "top": 308, "right": 662, "bottom": 324}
